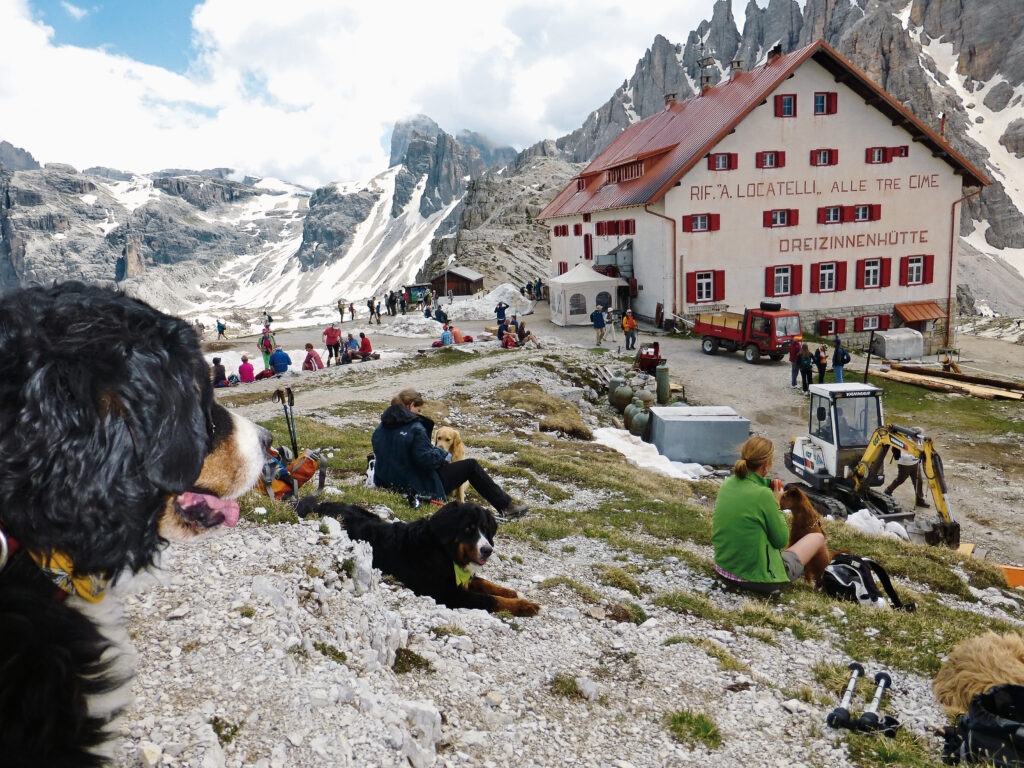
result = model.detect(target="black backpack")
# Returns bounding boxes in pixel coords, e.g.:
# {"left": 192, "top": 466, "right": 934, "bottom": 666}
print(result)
{"left": 822, "top": 553, "right": 916, "bottom": 612}
{"left": 943, "top": 684, "right": 1024, "bottom": 766}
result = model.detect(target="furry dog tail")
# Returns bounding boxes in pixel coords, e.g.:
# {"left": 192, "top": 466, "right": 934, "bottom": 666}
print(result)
{"left": 0, "top": 590, "right": 126, "bottom": 767}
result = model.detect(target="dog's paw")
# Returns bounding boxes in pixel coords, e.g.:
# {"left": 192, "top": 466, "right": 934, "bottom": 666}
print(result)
{"left": 510, "top": 599, "right": 540, "bottom": 617}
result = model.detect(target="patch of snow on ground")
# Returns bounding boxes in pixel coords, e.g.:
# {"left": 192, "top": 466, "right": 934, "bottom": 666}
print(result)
{"left": 592, "top": 427, "right": 710, "bottom": 481}
{"left": 965, "top": 221, "right": 1024, "bottom": 284}
{"left": 80, "top": 193, "right": 97, "bottom": 206}
{"left": 104, "top": 176, "right": 160, "bottom": 212}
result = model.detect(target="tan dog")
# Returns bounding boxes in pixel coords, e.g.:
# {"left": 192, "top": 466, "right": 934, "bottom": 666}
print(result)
{"left": 435, "top": 426, "right": 467, "bottom": 502}
{"left": 933, "top": 632, "right": 1024, "bottom": 713}
{"left": 780, "top": 486, "right": 832, "bottom": 586}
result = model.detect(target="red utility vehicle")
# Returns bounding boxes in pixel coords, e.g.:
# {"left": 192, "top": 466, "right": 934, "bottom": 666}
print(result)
{"left": 693, "top": 301, "right": 802, "bottom": 363}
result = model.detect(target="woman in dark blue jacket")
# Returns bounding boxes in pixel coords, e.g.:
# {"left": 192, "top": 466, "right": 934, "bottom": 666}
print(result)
{"left": 371, "top": 389, "right": 529, "bottom": 518}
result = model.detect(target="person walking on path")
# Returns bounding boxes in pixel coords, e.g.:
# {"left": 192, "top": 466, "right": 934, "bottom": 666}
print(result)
{"left": 604, "top": 306, "right": 617, "bottom": 343}
{"left": 367, "top": 297, "right": 376, "bottom": 324}
{"left": 814, "top": 344, "right": 829, "bottom": 384}
{"left": 798, "top": 343, "right": 815, "bottom": 394}
{"left": 832, "top": 338, "right": 851, "bottom": 384}
{"left": 885, "top": 431, "right": 930, "bottom": 508}
{"left": 349, "top": 303, "right": 355, "bottom": 321}
{"left": 302, "top": 343, "right": 325, "bottom": 371}
{"left": 622, "top": 309, "right": 638, "bottom": 350}
{"left": 257, "top": 328, "right": 276, "bottom": 370}
{"left": 322, "top": 323, "right": 342, "bottom": 366}
{"left": 372, "top": 388, "right": 529, "bottom": 517}
{"left": 534, "top": 278, "right": 543, "bottom": 301}
{"left": 788, "top": 340, "right": 801, "bottom": 389}
{"left": 337, "top": 299, "right": 345, "bottom": 323}
{"left": 590, "top": 305, "right": 606, "bottom": 345}
{"left": 375, "top": 301, "right": 383, "bottom": 323}
{"left": 263, "top": 310, "right": 273, "bottom": 329}
{"left": 216, "top": 319, "right": 227, "bottom": 340}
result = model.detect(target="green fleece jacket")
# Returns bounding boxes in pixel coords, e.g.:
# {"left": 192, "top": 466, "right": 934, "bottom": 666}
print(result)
{"left": 712, "top": 472, "right": 789, "bottom": 583}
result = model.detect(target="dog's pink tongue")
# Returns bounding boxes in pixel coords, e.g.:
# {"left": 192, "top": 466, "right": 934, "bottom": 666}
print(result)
{"left": 178, "top": 492, "right": 240, "bottom": 527}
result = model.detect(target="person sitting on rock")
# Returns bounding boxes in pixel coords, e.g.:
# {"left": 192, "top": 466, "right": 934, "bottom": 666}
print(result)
{"left": 302, "top": 343, "right": 325, "bottom": 371}
{"left": 269, "top": 345, "right": 292, "bottom": 375}
{"left": 238, "top": 354, "right": 255, "bottom": 383}
{"left": 450, "top": 325, "right": 464, "bottom": 344}
{"left": 517, "top": 320, "right": 542, "bottom": 349}
{"left": 211, "top": 357, "right": 228, "bottom": 388}
{"left": 440, "top": 325, "right": 453, "bottom": 345}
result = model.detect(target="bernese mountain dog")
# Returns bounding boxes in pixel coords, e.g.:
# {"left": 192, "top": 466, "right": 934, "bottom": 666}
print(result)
{"left": 0, "top": 282, "right": 271, "bottom": 767}
{"left": 300, "top": 499, "right": 540, "bottom": 616}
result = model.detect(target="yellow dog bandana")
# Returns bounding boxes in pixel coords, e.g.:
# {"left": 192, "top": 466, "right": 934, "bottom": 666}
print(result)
{"left": 31, "top": 550, "right": 108, "bottom": 602}
{"left": 453, "top": 562, "right": 472, "bottom": 588}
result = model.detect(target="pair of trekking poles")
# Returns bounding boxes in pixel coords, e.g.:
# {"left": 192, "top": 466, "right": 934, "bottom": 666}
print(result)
{"left": 827, "top": 662, "right": 901, "bottom": 737}
{"left": 257, "top": 387, "right": 326, "bottom": 502}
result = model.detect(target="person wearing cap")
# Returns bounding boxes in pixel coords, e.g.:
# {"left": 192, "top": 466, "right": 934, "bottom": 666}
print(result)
{"left": 622, "top": 309, "right": 638, "bottom": 350}
{"left": 268, "top": 345, "right": 292, "bottom": 375}
{"left": 322, "top": 322, "right": 342, "bottom": 366}
{"left": 372, "top": 388, "right": 529, "bottom": 518}
{"left": 590, "top": 304, "right": 606, "bottom": 345}
{"left": 440, "top": 325, "right": 453, "bottom": 345}
{"left": 257, "top": 327, "right": 276, "bottom": 370}
{"left": 884, "top": 427, "right": 930, "bottom": 508}
{"left": 603, "top": 306, "right": 617, "bottom": 343}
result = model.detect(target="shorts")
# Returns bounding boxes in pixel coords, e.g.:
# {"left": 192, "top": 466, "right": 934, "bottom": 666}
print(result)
{"left": 781, "top": 550, "right": 804, "bottom": 581}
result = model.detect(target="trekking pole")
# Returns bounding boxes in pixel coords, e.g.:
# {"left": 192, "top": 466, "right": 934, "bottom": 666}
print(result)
{"left": 856, "top": 672, "right": 900, "bottom": 736}
{"left": 827, "top": 662, "right": 864, "bottom": 730}
{"left": 285, "top": 387, "right": 299, "bottom": 457}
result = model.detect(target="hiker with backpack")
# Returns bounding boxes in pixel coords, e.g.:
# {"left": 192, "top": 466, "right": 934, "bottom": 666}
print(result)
{"left": 711, "top": 436, "right": 829, "bottom": 594}
{"left": 257, "top": 328, "right": 276, "bottom": 369}
{"left": 833, "top": 338, "right": 851, "bottom": 383}
{"left": 216, "top": 320, "right": 227, "bottom": 340}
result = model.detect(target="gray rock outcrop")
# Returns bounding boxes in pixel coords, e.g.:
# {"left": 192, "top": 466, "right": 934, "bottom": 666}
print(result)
{"left": 152, "top": 175, "right": 263, "bottom": 210}
{"left": 0, "top": 140, "right": 41, "bottom": 171}
{"left": 1000, "top": 119, "right": 1024, "bottom": 158}
{"left": 294, "top": 183, "right": 382, "bottom": 270}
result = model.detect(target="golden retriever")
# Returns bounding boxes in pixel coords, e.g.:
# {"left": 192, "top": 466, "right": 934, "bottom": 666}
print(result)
{"left": 434, "top": 426, "right": 467, "bottom": 502}
{"left": 780, "top": 486, "right": 833, "bottom": 586}
{"left": 933, "top": 632, "right": 1024, "bottom": 714}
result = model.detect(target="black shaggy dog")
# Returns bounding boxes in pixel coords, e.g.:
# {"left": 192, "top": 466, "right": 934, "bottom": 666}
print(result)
{"left": 0, "top": 282, "right": 271, "bottom": 768}
{"left": 300, "top": 499, "right": 540, "bottom": 616}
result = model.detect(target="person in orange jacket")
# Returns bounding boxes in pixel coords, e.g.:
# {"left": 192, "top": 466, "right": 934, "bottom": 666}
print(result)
{"left": 622, "top": 309, "right": 639, "bottom": 350}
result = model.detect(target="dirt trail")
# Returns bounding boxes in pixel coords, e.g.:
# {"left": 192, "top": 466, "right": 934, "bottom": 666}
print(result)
{"left": 210, "top": 304, "right": 1024, "bottom": 566}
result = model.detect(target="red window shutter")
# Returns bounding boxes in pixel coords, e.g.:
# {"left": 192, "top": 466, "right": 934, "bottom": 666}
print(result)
{"left": 898, "top": 146, "right": 909, "bottom": 157}
{"left": 854, "top": 317, "right": 864, "bottom": 332}
{"left": 777, "top": 151, "right": 785, "bottom": 167}
{"left": 729, "top": 153, "right": 738, "bottom": 170}
{"left": 789, "top": 209, "right": 799, "bottom": 227}
{"left": 609, "top": 221, "right": 619, "bottom": 236}
{"left": 885, "top": 147, "right": 896, "bottom": 162}
{"left": 755, "top": 152, "right": 764, "bottom": 169}
{"left": 626, "top": 219, "right": 635, "bottom": 235}
{"left": 713, "top": 270, "right": 725, "bottom": 302}
{"left": 880, "top": 314, "right": 891, "bottom": 330}
{"left": 810, "top": 262, "right": 821, "bottom": 293}
{"left": 818, "top": 319, "right": 831, "bottom": 335}
{"left": 810, "top": 149, "right": 818, "bottom": 166}
{"left": 596, "top": 222, "right": 606, "bottom": 236}
{"left": 686, "top": 272, "right": 697, "bottom": 303}
{"left": 583, "top": 213, "right": 591, "bottom": 222}
{"left": 836, "top": 319, "right": 846, "bottom": 334}
{"left": 682, "top": 215, "right": 693, "bottom": 233}
{"left": 870, "top": 204, "right": 881, "bottom": 221}
{"left": 791, "top": 264, "right": 803, "bottom": 295}
{"left": 709, "top": 214, "right": 720, "bottom": 231}
{"left": 573, "top": 223, "right": 582, "bottom": 236}
{"left": 836, "top": 262, "right": 848, "bottom": 291}
{"left": 763, "top": 210, "right": 773, "bottom": 228}
{"left": 827, "top": 92, "right": 838, "bottom": 114}
{"left": 817, "top": 207, "right": 828, "bottom": 224}
{"left": 855, "top": 259, "right": 866, "bottom": 289}
{"left": 765, "top": 267, "right": 775, "bottom": 297}
{"left": 923, "top": 254, "right": 935, "bottom": 284}
{"left": 842, "top": 206, "right": 856, "bottom": 223}
{"left": 880, "top": 258, "right": 892, "bottom": 287}
{"left": 829, "top": 149, "right": 838, "bottom": 165}
{"left": 865, "top": 147, "right": 875, "bottom": 163}
{"left": 708, "top": 154, "right": 716, "bottom": 170}
{"left": 899, "top": 256, "right": 909, "bottom": 286}
{"left": 558, "top": 261, "right": 568, "bottom": 275}
{"left": 774, "top": 95, "right": 784, "bottom": 116}
{"left": 584, "top": 234, "right": 592, "bottom": 260}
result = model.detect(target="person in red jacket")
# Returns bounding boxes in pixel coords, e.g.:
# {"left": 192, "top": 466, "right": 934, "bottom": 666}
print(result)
{"left": 302, "top": 343, "right": 325, "bottom": 371}
{"left": 359, "top": 332, "right": 373, "bottom": 357}
{"left": 788, "top": 339, "right": 801, "bottom": 389}
{"left": 322, "top": 323, "right": 342, "bottom": 366}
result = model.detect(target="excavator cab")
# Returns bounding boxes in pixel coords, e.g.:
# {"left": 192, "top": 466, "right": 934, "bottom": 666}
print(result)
{"left": 802, "top": 384, "right": 885, "bottom": 480}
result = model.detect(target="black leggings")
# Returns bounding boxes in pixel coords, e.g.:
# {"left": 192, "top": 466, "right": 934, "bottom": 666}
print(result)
{"left": 436, "top": 459, "right": 511, "bottom": 511}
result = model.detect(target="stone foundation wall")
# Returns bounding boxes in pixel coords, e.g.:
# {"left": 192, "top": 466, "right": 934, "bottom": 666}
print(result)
{"left": 798, "top": 297, "right": 949, "bottom": 356}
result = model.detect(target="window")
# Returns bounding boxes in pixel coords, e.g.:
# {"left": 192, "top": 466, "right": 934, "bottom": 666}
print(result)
{"left": 856, "top": 257, "right": 891, "bottom": 289}
{"left": 763, "top": 209, "right": 798, "bottom": 228}
{"left": 755, "top": 151, "right": 786, "bottom": 169}
{"left": 557, "top": 261, "right": 568, "bottom": 275}
{"left": 696, "top": 272, "right": 714, "bottom": 302}
{"left": 862, "top": 316, "right": 879, "bottom": 330}
{"left": 596, "top": 291, "right": 612, "bottom": 309}
{"left": 573, "top": 223, "right": 582, "bottom": 236}
{"left": 844, "top": 204, "right": 881, "bottom": 223}
{"left": 765, "top": 264, "right": 803, "bottom": 297}
{"left": 583, "top": 233, "right": 592, "bottom": 260}
{"left": 818, "top": 206, "right": 841, "bottom": 224}
{"left": 817, "top": 318, "right": 847, "bottom": 335}
{"left": 583, "top": 213, "right": 591, "bottom": 222}
{"left": 810, "top": 261, "right": 847, "bottom": 293}
{"left": 623, "top": 219, "right": 636, "bottom": 235}
{"left": 607, "top": 161, "right": 643, "bottom": 183}
{"left": 708, "top": 153, "right": 738, "bottom": 170}
{"left": 854, "top": 315, "right": 891, "bottom": 331}
{"left": 774, "top": 94, "right": 796, "bottom": 117}
{"left": 811, "top": 394, "right": 834, "bottom": 443}
{"left": 900, "top": 254, "right": 934, "bottom": 285}
{"left": 867, "top": 147, "right": 888, "bottom": 164}
{"left": 865, "top": 146, "right": 909, "bottom": 164}
{"left": 819, "top": 262, "right": 835, "bottom": 292}
{"left": 835, "top": 394, "right": 881, "bottom": 448}
{"left": 553, "top": 225, "right": 569, "bottom": 237}
{"left": 576, "top": 178, "right": 587, "bottom": 191}
{"left": 569, "top": 293, "right": 587, "bottom": 315}
{"left": 686, "top": 269, "right": 725, "bottom": 303}
{"left": 682, "top": 213, "right": 720, "bottom": 232}
{"left": 814, "top": 91, "right": 838, "bottom": 115}
{"left": 854, "top": 205, "right": 871, "bottom": 222}
{"left": 810, "top": 148, "right": 838, "bottom": 166}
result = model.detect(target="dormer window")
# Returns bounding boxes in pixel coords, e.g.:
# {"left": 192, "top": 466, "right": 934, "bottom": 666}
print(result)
{"left": 576, "top": 178, "right": 587, "bottom": 192}
{"left": 606, "top": 161, "right": 643, "bottom": 184}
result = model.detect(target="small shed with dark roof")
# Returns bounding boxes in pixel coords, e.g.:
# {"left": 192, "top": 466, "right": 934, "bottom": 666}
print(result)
{"left": 430, "top": 266, "right": 485, "bottom": 296}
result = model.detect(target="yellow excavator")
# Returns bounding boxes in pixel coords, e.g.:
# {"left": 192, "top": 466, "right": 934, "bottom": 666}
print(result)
{"left": 783, "top": 383, "right": 965, "bottom": 552}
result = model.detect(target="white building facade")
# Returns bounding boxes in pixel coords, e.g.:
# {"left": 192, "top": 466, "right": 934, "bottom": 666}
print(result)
{"left": 540, "top": 41, "right": 987, "bottom": 352}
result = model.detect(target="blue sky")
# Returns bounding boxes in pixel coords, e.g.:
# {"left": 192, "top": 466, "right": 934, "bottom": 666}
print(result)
{"left": 30, "top": 0, "right": 197, "bottom": 72}
{"left": 4, "top": 0, "right": 768, "bottom": 187}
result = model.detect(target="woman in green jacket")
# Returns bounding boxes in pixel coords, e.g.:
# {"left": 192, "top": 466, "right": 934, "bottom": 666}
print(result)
{"left": 712, "top": 436, "right": 827, "bottom": 593}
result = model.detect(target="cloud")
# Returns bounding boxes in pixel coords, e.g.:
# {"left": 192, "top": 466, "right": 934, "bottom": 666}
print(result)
{"left": 60, "top": 1, "right": 89, "bottom": 21}
{"left": 1, "top": 0, "right": 746, "bottom": 186}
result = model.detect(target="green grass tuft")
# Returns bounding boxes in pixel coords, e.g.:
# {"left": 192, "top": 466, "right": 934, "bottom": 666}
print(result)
{"left": 392, "top": 647, "right": 432, "bottom": 674}
{"left": 664, "top": 709, "right": 722, "bottom": 749}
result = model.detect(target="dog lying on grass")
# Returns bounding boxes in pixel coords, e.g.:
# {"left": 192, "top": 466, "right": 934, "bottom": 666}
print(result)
{"left": 933, "top": 632, "right": 1024, "bottom": 714}
{"left": 434, "top": 426, "right": 467, "bottom": 502}
{"left": 298, "top": 499, "right": 540, "bottom": 616}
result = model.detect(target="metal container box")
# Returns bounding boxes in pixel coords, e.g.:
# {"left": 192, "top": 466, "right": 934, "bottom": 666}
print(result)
{"left": 648, "top": 406, "right": 750, "bottom": 465}
{"left": 870, "top": 328, "right": 923, "bottom": 361}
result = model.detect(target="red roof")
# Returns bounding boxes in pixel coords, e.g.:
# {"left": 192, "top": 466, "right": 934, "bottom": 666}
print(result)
{"left": 894, "top": 300, "right": 947, "bottom": 322}
{"left": 539, "top": 40, "right": 989, "bottom": 221}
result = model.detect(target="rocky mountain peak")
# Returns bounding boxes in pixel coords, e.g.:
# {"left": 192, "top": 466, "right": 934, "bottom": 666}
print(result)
{"left": 389, "top": 115, "right": 442, "bottom": 167}
{"left": 0, "top": 141, "right": 41, "bottom": 171}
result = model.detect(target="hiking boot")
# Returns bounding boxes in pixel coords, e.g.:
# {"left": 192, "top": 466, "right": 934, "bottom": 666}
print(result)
{"left": 915, "top": 499, "right": 930, "bottom": 508}
{"left": 500, "top": 501, "right": 529, "bottom": 520}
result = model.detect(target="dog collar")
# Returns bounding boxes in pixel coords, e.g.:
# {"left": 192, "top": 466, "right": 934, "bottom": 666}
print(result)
{"left": 0, "top": 522, "right": 106, "bottom": 602}
{"left": 453, "top": 562, "right": 472, "bottom": 588}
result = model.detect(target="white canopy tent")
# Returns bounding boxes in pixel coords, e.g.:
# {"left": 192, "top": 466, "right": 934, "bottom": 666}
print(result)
{"left": 548, "top": 264, "right": 629, "bottom": 326}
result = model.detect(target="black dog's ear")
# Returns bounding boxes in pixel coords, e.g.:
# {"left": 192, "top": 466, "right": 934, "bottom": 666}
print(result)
{"left": 426, "top": 502, "right": 467, "bottom": 544}
{"left": 482, "top": 507, "right": 497, "bottom": 541}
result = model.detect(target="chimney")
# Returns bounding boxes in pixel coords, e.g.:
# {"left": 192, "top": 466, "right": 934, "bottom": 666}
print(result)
{"left": 697, "top": 54, "right": 716, "bottom": 95}
{"left": 940, "top": 111, "right": 947, "bottom": 137}
{"left": 767, "top": 43, "right": 783, "bottom": 62}
{"left": 730, "top": 59, "right": 744, "bottom": 79}
{"left": 701, "top": 73, "right": 714, "bottom": 93}
{"left": 664, "top": 92, "right": 678, "bottom": 109}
